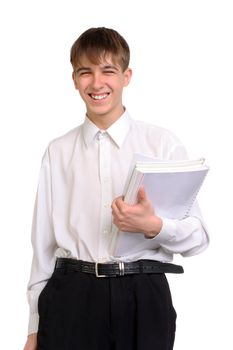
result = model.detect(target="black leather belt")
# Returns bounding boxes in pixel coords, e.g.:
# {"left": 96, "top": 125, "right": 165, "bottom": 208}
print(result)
{"left": 55, "top": 258, "right": 184, "bottom": 277}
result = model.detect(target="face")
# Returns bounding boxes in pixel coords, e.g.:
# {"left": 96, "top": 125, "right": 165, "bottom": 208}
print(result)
{"left": 72, "top": 54, "right": 132, "bottom": 128}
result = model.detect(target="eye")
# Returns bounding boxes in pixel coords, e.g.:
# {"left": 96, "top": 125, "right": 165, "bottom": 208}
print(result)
{"left": 75, "top": 69, "right": 92, "bottom": 77}
{"left": 79, "top": 71, "right": 91, "bottom": 76}
{"left": 103, "top": 70, "right": 116, "bottom": 75}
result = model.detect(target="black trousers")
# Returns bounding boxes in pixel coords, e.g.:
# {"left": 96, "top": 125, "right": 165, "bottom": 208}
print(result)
{"left": 37, "top": 268, "right": 177, "bottom": 350}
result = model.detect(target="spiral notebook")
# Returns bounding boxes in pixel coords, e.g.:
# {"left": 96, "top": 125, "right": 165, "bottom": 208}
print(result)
{"left": 109, "top": 155, "right": 209, "bottom": 255}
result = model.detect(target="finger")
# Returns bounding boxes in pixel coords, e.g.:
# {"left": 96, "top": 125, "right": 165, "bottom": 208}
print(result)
{"left": 111, "top": 198, "right": 121, "bottom": 217}
{"left": 113, "top": 196, "right": 125, "bottom": 213}
{"left": 137, "top": 186, "right": 147, "bottom": 203}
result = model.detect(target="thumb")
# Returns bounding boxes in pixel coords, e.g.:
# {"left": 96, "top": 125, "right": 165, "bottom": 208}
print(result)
{"left": 137, "top": 186, "right": 147, "bottom": 203}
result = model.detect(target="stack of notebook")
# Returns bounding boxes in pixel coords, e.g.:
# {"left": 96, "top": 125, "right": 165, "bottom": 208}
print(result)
{"left": 109, "top": 154, "right": 209, "bottom": 255}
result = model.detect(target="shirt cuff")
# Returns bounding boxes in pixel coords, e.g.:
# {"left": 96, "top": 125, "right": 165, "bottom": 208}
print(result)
{"left": 152, "top": 218, "right": 177, "bottom": 244}
{"left": 28, "top": 312, "right": 39, "bottom": 335}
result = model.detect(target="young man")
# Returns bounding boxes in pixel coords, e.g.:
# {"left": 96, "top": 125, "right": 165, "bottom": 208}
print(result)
{"left": 24, "top": 27, "right": 209, "bottom": 350}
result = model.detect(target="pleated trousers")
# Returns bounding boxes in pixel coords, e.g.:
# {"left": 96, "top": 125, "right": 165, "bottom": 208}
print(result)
{"left": 37, "top": 267, "right": 177, "bottom": 350}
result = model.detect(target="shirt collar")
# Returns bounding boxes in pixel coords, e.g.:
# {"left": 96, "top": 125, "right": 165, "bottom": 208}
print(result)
{"left": 82, "top": 116, "right": 100, "bottom": 147}
{"left": 82, "top": 109, "right": 131, "bottom": 148}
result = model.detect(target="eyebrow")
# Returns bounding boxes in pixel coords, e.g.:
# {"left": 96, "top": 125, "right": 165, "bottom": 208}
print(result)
{"left": 101, "top": 65, "right": 119, "bottom": 71}
{"left": 75, "top": 67, "right": 91, "bottom": 74}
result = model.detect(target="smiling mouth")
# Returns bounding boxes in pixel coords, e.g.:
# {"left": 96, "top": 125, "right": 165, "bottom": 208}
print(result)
{"left": 89, "top": 93, "right": 110, "bottom": 100}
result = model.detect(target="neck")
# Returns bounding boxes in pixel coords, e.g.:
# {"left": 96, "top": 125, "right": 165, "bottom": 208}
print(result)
{"left": 87, "top": 106, "right": 125, "bottom": 130}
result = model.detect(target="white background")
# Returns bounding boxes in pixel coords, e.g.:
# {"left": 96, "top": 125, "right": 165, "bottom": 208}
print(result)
{"left": 0, "top": 0, "right": 232, "bottom": 348}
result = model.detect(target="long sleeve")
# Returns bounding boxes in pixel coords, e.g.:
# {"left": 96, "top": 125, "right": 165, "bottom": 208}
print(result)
{"left": 154, "top": 202, "right": 209, "bottom": 256}
{"left": 151, "top": 137, "right": 209, "bottom": 256}
{"left": 27, "top": 148, "right": 57, "bottom": 335}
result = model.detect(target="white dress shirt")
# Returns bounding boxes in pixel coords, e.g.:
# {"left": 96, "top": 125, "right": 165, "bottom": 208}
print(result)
{"left": 27, "top": 110, "right": 209, "bottom": 334}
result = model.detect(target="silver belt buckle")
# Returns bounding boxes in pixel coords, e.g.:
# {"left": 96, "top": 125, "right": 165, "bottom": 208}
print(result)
{"left": 95, "top": 261, "right": 125, "bottom": 277}
{"left": 95, "top": 262, "right": 107, "bottom": 278}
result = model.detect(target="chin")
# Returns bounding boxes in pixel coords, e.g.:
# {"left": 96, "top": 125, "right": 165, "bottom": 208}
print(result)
{"left": 89, "top": 106, "right": 112, "bottom": 117}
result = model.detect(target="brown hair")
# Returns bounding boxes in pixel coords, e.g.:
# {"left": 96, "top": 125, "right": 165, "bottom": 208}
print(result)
{"left": 70, "top": 27, "right": 130, "bottom": 72}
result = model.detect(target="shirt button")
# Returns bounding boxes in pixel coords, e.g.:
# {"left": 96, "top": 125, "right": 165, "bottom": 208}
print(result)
{"left": 103, "top": 230, "right": 108, "bottom": 234}
{"left": 97, "top": 132, "right": 105, "bottom": 140}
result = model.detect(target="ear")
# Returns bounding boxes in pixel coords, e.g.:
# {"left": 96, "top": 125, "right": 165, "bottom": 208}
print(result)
{"left": 72, "top": 71, "right": 79, "bottom": 90}
{"left": 123, "top": 68, "right": 132, "bottom": 87}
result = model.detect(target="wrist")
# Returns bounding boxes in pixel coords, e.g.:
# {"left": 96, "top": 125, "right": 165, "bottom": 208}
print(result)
{"left": 144, "top": 216, "right": 163, "bottom": 239}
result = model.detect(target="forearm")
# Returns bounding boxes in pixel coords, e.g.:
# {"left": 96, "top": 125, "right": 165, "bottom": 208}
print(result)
{"left": 151, "top": 203, "right": 209, "bottom": 256}
{"left": 143, "top": 215, "right": 163, "bottom": 239}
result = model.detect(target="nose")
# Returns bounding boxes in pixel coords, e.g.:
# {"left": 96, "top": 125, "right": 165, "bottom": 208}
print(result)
{"left": 91, "top": 72, "right": 104, "bottom": 90}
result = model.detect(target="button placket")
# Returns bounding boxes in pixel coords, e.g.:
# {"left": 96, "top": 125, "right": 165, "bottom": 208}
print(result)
{"left": 98, "top": 132, "right": 112, "bottom": 260}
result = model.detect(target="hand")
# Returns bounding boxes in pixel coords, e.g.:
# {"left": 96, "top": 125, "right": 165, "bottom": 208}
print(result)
{"left": 111, "top": 187, "right": 162, "bottom": 238}
{"left": 23, "top": 333, "right": 37, "bottom": 350}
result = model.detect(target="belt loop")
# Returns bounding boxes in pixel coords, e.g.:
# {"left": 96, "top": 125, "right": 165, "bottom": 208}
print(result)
{"left": 119, "top": 261, "right": 125, "bottom": 276}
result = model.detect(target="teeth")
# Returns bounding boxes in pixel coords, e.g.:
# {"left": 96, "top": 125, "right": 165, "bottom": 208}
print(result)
{"left": 90, "top": 93, "right": 108, "bottom": 100}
